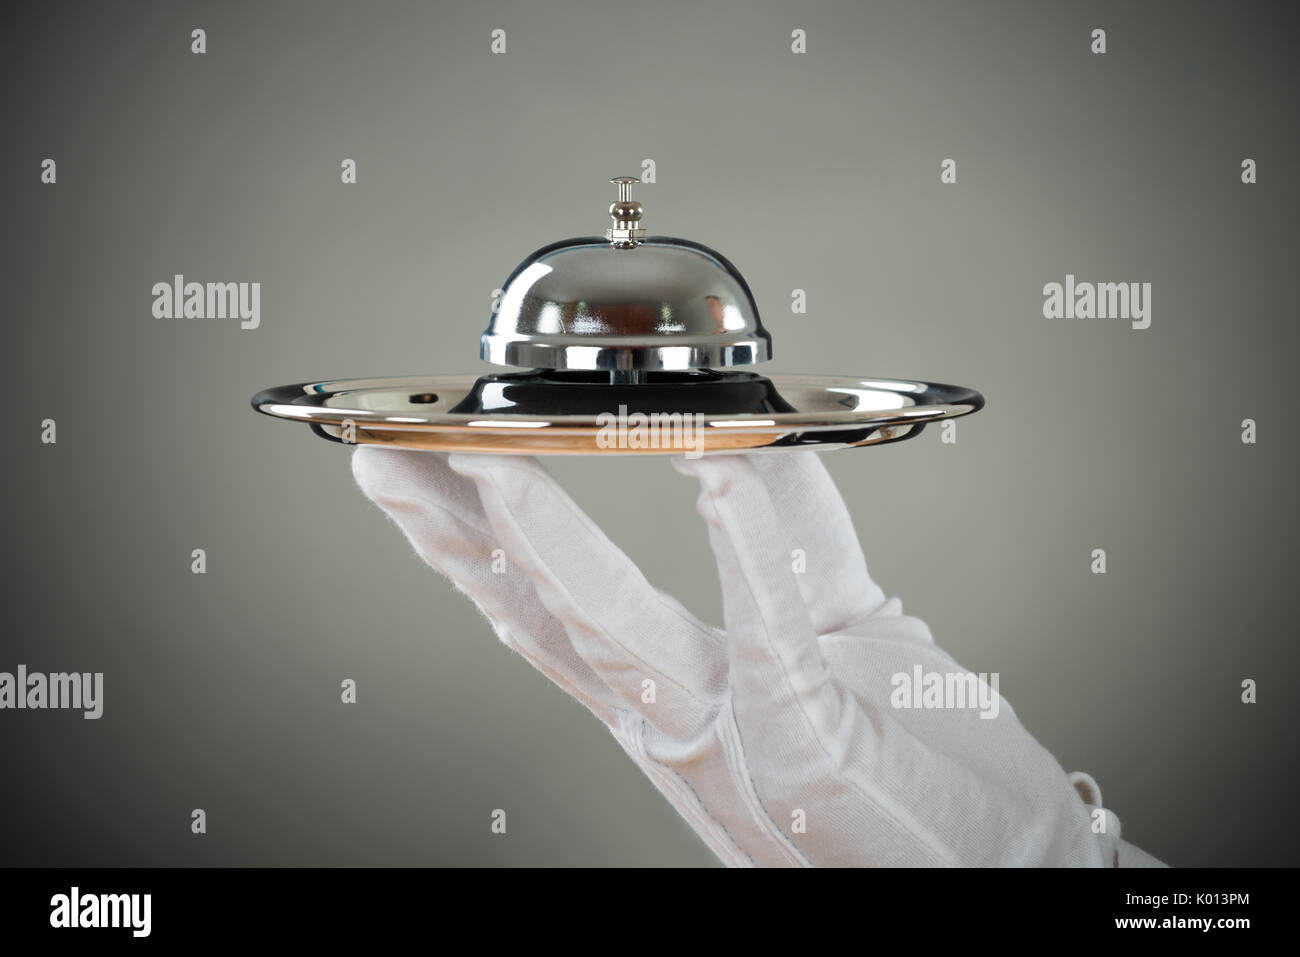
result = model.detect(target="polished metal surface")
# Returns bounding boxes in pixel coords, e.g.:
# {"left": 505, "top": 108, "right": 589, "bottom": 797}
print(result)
{"left": 480, "top": 177, "right": 771, "bottom": 373}
{"left": 254, "top": 174, "right": 985, "bottom": 456}
{"left": 605, "top": 176, "right": 646, "bottom": 247}
{"left": 252, "top": 374, "right": 984, "bottom": 456}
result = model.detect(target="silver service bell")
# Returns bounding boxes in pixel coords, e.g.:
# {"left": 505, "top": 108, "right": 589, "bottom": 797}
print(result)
{"left": 480, "top": 177, "right": 772, "bottom": 384}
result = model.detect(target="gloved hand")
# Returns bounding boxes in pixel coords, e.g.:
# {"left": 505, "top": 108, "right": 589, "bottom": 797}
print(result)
{"left": 353, "top": 447, "right": 1164, "bottom": 867}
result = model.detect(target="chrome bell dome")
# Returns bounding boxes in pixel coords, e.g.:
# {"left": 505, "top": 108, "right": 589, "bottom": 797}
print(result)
{"left": 481, "top": 177, "right": 772, "bottom": 382}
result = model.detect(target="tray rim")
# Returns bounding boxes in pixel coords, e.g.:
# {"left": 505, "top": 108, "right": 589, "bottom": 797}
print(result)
{"left": 251, "top": 372, "right": 984, "bottom": 437}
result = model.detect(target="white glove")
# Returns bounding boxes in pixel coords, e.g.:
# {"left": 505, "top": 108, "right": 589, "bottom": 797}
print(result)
{"left": 352, "top": 447, "right": 1164, "bottom": 867}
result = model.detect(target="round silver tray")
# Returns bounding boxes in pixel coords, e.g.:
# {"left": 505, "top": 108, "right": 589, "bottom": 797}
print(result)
{"left": 251, "top": 374, "right": 983, "bottom": 455}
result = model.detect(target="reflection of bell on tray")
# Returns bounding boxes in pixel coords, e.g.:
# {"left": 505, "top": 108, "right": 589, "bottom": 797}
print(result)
{"left": 252, "top": 176, "right": 983, "bottom": 455}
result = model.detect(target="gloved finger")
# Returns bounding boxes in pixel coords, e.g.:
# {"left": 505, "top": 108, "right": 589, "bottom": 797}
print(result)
{"left": 747, "top": 452, "right": 897, "bottom": 636}
{"left": 352, "top": 446, "right": 619, "bottom": 725}
{"left": 673, "top": 454, "right": 841, "bottom": 732}
{"left": 447, "top": 452, "right": 725, "bottom": 737}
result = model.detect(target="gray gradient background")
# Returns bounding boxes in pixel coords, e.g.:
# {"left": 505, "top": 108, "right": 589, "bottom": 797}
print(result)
{"left": 3, "top": 0, "right": 1297, "bottom": 867}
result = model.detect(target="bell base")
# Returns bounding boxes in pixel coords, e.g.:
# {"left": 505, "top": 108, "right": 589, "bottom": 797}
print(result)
{"left": 448, "top": 369, "right": 799, "bottom": 416}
